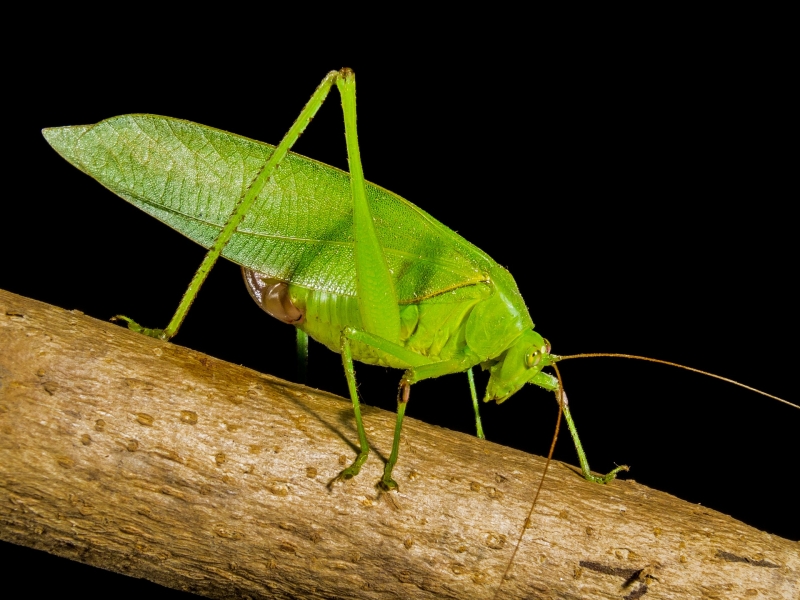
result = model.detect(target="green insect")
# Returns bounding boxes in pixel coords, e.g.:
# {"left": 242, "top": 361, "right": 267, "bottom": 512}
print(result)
{"left": 42, "top": 68, "right": 631, "bottom": 493}
{"left": 42, "top": 68, "right": 796, "bottom": 499}
{"left": 44, "top": 65, "right": 800, "bottom": 489}
{"left": 39, "top": 69, "right": 800, "bottom": 598}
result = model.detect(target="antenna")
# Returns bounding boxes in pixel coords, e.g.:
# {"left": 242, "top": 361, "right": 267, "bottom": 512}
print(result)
{"left": 556, "top": 353, "right": 798, "bottom": 410}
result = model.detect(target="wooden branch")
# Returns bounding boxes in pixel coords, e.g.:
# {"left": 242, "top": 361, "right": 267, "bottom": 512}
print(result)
{"left": 0, "top": 288, "right": 797, "bottom": 599}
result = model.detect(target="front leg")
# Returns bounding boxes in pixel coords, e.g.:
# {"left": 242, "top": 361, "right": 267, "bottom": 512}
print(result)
{"left": 530, "top": 372, "right": 629, "bottom": 484}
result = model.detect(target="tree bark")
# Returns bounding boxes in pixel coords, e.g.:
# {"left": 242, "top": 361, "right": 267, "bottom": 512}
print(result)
{"left": 0, "top": 288, "right": 797, "bottom": 599}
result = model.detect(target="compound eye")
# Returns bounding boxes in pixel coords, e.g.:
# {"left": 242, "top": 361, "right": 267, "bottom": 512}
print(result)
{"left": 525, "top": 351, "right": 541, "bottom": 368}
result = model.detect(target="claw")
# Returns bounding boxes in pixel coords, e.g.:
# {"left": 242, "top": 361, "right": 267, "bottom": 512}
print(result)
{"left": 111, "top": 315, "right": 167, "bottom": 339}
{"left": 337, "top": 466, "right": 360, "bottom": 481}
{"left": 586, "top": 464, "right": 630, "bottom": 484}
{"left": 332, "top": 451, "right": 369, "bottom": 486}
{"left": 379, "top": 477, "right": 398, "bottom": 492}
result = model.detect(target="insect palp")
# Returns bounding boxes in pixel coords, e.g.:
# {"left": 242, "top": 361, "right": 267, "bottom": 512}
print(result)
{"left": 494, "top": 361, "right": 566, "bottom": 599}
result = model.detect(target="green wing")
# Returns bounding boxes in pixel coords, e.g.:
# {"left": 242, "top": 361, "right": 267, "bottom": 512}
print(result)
{"left": 44, "top": 115, "right": 488, "bottom": 302}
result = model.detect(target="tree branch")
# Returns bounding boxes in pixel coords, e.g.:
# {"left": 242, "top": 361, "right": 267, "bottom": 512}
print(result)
{"left": 1, "top": 289, "right": 797, "bottom": 599}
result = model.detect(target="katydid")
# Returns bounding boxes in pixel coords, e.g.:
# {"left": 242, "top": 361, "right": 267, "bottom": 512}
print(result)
{"left": 40, "top": 69, "right": 796, "bottom": 506}
{"left": 42, "top": 69, "right": 624, "bottom": 491}
{"left": 45, "top": 71, "right": 792, "bottom": 496}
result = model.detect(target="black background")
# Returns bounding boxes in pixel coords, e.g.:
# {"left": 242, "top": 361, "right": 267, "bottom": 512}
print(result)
{"left": 3, "top": 13, "right": 796, "bottom": 598}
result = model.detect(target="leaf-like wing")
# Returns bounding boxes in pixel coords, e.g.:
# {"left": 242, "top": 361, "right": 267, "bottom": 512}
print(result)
{"left": 44, "top": 115, "right": 490, "bottom": 301}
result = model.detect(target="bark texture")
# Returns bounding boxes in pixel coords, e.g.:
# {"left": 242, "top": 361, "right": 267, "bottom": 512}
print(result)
{"left": 0, "top": 288, "right": 797, "bottom": 599}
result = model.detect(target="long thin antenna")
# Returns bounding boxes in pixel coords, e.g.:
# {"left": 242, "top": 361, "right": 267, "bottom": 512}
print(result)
{"left": 493, "top": 362, "right": 566, "bottom": 599}
{"left": 556, "top": 353, "right": 798, "bottom": 410}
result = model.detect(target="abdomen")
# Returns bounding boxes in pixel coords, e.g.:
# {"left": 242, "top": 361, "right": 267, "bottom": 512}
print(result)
{"left": 243, "top": 267, "right": 490, "bottom": 369}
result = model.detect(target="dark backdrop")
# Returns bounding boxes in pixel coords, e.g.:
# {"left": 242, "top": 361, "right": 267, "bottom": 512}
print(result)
{"left": 3, "top": 15, "right": 795, "bottom": 598}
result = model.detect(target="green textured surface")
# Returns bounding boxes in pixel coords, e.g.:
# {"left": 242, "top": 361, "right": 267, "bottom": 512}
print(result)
{"left": 43, "top": 115, "right": 490, "bottom": 303}
{"left": 290, "top": 282, "right": 491, "bottom": 367}
{"left": 39, "top": 108, "right": 654, "bottom": 494}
